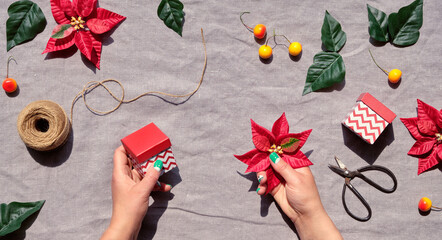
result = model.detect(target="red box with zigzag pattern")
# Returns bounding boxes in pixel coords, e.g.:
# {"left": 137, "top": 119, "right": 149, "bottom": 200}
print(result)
{"left": 342, "top": 93, "right": 396, "bottom": 144}
{"left": 121, "top": 123, "right": 177, "bottom": 177}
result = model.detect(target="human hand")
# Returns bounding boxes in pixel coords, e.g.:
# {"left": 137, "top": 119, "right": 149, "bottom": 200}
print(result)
{"left": 101, "top": 146, "right": 171, "bottom": 240}
{"left": 257, "top": 152, "right": 342, "bottom": 240}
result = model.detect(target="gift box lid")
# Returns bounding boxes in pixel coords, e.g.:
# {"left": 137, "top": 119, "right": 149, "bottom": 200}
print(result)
{"left": 357, "top": 93, "right": 396, "bottom": 123}
{"left": 121, "top": 123, "right": 171, "bottom": 164}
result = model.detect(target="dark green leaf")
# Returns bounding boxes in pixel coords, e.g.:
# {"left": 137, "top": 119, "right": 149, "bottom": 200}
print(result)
{"left": 303, "top": 52, "right": 346, "bottom": 95}
{"left": 6, "top": 0, "right": 47, "bottom": 51}
{"left": 388, "top": 0, "right": 423, "bottom": 46}
{"left": 157, "top": 0, "right": 184, "bottom": 36}
{"left": 51, "top": 24, "right": 74, "bottom": 39}
{"left": 0, "top": 200, "right": 45, "bottom": 236}
{"left": 321, "top": 10, "right": 346, "bottom": 52}
{"left": 367, "top": 4, "right": 389, "bottom": 42}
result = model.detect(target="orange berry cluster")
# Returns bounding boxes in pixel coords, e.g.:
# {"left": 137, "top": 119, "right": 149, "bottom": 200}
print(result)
{"left": 240, "top": 12, "right": 302, "bottom": 60}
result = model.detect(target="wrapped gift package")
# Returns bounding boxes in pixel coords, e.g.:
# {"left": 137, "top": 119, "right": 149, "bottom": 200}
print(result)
{"left": 121, "top": 123, "right": 177, "bottom": 177}
{"left": 342, "top": 93, "right": 396, "bottom": 144}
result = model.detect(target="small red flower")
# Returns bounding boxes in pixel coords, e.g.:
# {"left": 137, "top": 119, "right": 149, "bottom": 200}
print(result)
{"left": 401, "top": 99, "right": 442, "bottom": 175}
{"left": 42, "top": 0, "right": 126, "bottom": 69}
{"left": 234, "top": 113, "right": 313, "bottom": 194}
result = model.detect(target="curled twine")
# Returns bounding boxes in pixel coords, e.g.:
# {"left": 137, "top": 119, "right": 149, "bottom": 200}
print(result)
{"left": 17, "top": 29, "right": 206, "bottom": 151}
{"left": 70, "top": 28, "right": 207, "bottom": 124}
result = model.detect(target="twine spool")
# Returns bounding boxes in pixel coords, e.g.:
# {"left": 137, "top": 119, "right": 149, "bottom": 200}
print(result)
{"left": 17, "top": 100, "right": 70, "bottom": 151}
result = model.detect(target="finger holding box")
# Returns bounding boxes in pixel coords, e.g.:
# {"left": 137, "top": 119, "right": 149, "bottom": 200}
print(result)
{"left": 121, "top": 123, "right": 178, "bottom": 179}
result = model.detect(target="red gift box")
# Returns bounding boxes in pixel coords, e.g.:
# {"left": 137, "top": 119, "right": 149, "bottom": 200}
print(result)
{"left": 342, "top": 93, "right": 396, "bottom": 144}
{"left": 121, "top": 123, "right": 177, "bottom": 177}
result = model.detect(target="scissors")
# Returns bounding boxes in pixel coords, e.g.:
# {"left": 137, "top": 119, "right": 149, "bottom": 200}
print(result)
{"left": 328, "top": 156, "right": 397, "bottom": 221}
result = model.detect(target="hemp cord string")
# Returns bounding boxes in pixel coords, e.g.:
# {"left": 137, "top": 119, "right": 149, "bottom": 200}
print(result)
{"left": 70, "top": 28, "right": 207, "bottom": 124}
{"left": 17, "top": 100, "right": 71, "bottom": 151}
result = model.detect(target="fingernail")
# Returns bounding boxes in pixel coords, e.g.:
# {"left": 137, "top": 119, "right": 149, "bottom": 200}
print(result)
{"left": 269, "top": 152, "right": 280, "bottom": 164}
{"left": 256, "top": 188, "right": 260, "bottom": 193}
{"left": 156, "top": 181, "right": 162, "bottom": 187}
{"left": 153, "top": 160, "right": 163, "bottom": 172}
{"left": 257, "top": 175, "right": 264, "bottom": 183}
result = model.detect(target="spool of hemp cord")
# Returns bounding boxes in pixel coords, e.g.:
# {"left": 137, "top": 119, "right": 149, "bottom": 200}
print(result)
{"left": 17, "top": 100, "right": 71, "bottom": 151}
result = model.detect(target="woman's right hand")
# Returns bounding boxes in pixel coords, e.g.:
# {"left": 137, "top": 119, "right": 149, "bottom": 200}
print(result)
{"left": 256, "top": 152, "right": 343, "bottom": 240}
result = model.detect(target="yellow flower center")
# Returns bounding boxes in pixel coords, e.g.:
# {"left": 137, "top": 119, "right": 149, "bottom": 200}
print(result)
{"left": 268, "top": 144, "right": 283, "bottom": 154}
{"left": 436, "top": 133, "right": 442, "bottom": 143}
{"left": 70, "top": 16, "right": 85, "bottom": 30}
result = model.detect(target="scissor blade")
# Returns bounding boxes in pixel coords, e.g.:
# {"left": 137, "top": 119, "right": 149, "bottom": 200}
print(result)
{"left": 328, "top": 164, "right": 346, "bottom": 178}
{"left": 334, "top": 156, "right": 346, "bottom": 170}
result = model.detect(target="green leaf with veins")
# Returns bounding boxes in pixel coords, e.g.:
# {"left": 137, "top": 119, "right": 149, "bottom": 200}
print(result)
{"left": 6, "top": 0, "right": 47, "bottom": 51}
{"left": 321, "top": 10, "right": 346, "bottom": 52}
{"left": 157, "top": 0, "right": 184, "bottom": 36}
{"left": 388, "top": 0, "right": 423, "bottom": 46}
{"left": 0, "top": 200, "right": 45, "bottom": 236}
{"left": 303, "top": 52, "right": 346, "bottom": 95}
{"left": 367, "top": 4, "right": 389, "bottom": 42}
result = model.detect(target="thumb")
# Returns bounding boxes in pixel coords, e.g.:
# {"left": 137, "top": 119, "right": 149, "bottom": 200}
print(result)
{"left": 269, "top": 152, "right": 297, "bottom": 183}
{"left": 136, "top": 160, "right": 163, "bottom": 194}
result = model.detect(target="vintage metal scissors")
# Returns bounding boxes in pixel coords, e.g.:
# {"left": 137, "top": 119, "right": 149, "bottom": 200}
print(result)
{"left": 329, "top": 156, "right": 397, "bottom": 221}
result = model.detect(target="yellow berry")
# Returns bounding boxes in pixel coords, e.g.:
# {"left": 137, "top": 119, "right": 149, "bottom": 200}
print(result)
{"left": 388, "top": 69, "right": 402, "bottom": 83}
{"left": 288, "top": 42, "right": 302, "bottom": 56}
{"left": 259, "top": 45, "right": 272, "bottom": 59}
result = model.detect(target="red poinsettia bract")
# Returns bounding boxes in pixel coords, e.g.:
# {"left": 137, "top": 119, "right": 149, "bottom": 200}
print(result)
{"left": 43, "top": 0, "right": 126, "bottom": 69}
{"left": 234, "top": 113, "right": 313, "bottom": 194}
{"left": 401, "top": 99, "right": 442, "bottom": 175}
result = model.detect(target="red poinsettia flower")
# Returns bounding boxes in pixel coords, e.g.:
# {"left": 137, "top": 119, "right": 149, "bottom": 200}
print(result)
{"left": 401, "top": 99, "right": 442, "bottom": 175}
{"left": 42, "top": 0, "right": 126, "bottom": 69}
{"left": 234, "top": 113, "right": 313, "bottom": 194}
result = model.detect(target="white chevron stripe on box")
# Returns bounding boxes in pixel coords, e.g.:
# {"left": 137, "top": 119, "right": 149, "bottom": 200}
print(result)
{"left": 345, "top": 112, "right": 377, "bottom": 143}
{"left": 343, "top": 102, "right": 387, "bottom": 144}
{"left": 162, "top": 156, "right": 176, "bottom": 170}
{"left": 137, "top": 147, "right": 177, "bottom": 176}
{"left": 350, "top": 108, "right": 382, "bottom": 140}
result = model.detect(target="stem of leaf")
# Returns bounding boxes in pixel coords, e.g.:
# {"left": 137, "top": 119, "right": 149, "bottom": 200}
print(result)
{"left": 368, "top": 49, "right": 388, "bottom": 75}
{"left": 240, "top": 12, "right": 254, "bottom": 33}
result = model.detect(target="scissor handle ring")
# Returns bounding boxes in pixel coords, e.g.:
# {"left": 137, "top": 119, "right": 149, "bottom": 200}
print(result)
{"left": 357, "top": 165, "right": 398, "bottom": 193}
{"left": 342, "top": 182, "right": 372, "bottom": 222}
